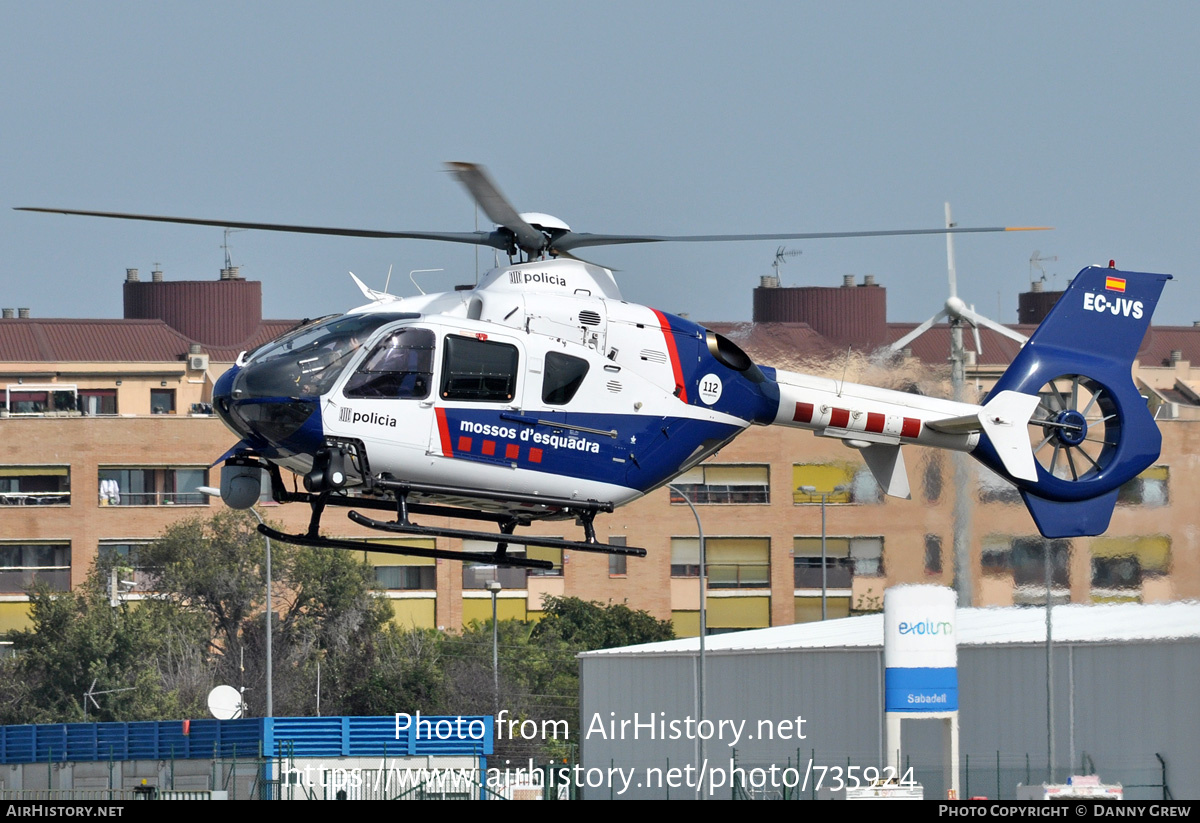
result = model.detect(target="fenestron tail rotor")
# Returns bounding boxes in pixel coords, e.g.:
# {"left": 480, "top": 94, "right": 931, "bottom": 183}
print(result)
{"left": 1030, "top": 375, "right": 1119, "bottom": 482}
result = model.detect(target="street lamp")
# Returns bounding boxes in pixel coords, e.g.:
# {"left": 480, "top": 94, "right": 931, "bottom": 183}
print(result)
{"left": 198, "top": 485, "right": 272, "bottom": 717}
{"left": 485, "top": 579, "right": 502, "bottom": 718}
{"left": 798, "top": 483, "right": 850, "bottom": 620}
{"left": 667, "top": 483, "right": 706, "bottom": 798}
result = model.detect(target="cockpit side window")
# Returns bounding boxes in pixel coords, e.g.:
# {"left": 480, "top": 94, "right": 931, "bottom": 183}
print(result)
{"left": 440, "top": 335, "right": 519, "bottom": 402}
{"left": 542, "top": 351, "right": 590, "bottom": 405}
{"left": 344, "top": 328, "right": 436, "bottom": 400}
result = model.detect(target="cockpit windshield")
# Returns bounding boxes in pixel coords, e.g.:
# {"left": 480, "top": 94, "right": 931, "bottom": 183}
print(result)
{"left": 238, "top": 313, "right": 414, "bottom": 397}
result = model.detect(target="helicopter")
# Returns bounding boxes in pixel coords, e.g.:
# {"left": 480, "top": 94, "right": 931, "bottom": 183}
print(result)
{"left": 18, "top": 164, "right": 1171, "bottom": 569}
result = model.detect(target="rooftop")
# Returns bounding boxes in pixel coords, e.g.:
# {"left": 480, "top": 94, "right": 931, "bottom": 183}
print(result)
{"left": 580, "top": 601, "right": 1200, "bottom": 657}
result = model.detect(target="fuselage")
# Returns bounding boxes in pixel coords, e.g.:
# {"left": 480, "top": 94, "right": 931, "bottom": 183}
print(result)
{"left": 213, "top": 258, "right": 984, "bottom": 511}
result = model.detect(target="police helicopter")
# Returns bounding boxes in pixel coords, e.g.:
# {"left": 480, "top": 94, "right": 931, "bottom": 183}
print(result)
{"left": 18, "top": 164, "right": 1171, "bottom": 570}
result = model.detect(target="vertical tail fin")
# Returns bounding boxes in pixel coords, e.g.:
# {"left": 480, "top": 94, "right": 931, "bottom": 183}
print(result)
{"left": 973, "top": 266, "right": 1171, "bottom": 537}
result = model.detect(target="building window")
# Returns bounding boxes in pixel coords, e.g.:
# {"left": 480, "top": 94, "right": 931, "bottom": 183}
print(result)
{"left": 0, "top": 542, "right": 70, "bottom": 592}
{"left": 921, "top": 453, "right": 944, "bottom": 504}
{"left": 462, "top": 564, "right": 528, "bottom": 590}
{"left": 97, "top": 467, "right": 208, "bottom": 506}
{"left": 977, "top": 465, "right": 1022, "bottom": 505}
{"left": 608, "top": 536, "right": 627, "bottom": 576}
{"left": 793, "top": 536, "right": 884, "bottom": 588}
{"left": 925, "top": 534, "right": 944, "bottom": 575}
{"left": 376, "top": 565, "right": 437, "bottom": 590}
{"left": 0, "top": 466, "right": 70, "bottom": 506}
{"left": 982, "top": 534, "right": 1070, "bottom": 604}
{"left": 440, "top": 335, "right": 519, "bottom": 402}
{"left": 340, "top": 540, "right": 439, "bottom": 591}
{"left": 79, "top": 389, "right": 118, "bottom": 415}
{"left": 672, "top": 537, "right": 769, "bottom": 588}
{"left": 792, "top": 463, "right": 881, "bottom": 504}
{"left": 1117, "top": 465, "right": 1169, "bottom": 506}
{"left": 3, "top": 385, "right": 77, "bottom": 415}
{"left": 1090, "top": 535, "right": 1170, "bottom": 599}
{"left": 459, "top": 539, "right": 561, "bottom": 588}
{"left": 150, "top": 388, "right": 176, "bottom": 414}
{"left": 97, "top": 542, "right": 155, "bottom": 593}
{"left": 670, "top": 464, "right": 769, "bottom": 505}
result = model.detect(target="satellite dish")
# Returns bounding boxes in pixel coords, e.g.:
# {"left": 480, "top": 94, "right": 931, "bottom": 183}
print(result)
{"left": 207, "top": 684, "right": 243, "bottom": 720}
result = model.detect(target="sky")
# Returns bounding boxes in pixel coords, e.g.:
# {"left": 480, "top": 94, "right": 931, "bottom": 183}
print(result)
{"left": 3, "top": 2, "right": 1198, "bottom": 329}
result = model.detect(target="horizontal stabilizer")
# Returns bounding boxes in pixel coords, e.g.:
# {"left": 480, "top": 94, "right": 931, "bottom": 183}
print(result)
{"left": 978, "top": 391, "right": 1040, "bottom": 482}
{"left": 859, "top": 443, "right": 911, "bottom": 500}
{"left": 927, "top": 391, "right": 1040, "bottom": 481}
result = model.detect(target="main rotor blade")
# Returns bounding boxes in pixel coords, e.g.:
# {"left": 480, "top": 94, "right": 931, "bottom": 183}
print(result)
{"left": 14, "top": 207, "right": 509, "bottom": 249}
{"left": 444, "top": 162, "right": 545, "bottom": 252}
{"left": 552, "top": 225, "right": 1052, "bottom": 252}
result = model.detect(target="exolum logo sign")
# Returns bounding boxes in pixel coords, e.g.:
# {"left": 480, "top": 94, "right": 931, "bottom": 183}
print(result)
{"left": 897, "top": 619, "right": 953, "bottom": 636}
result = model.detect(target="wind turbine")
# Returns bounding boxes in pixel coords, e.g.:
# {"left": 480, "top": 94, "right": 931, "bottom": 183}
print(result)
{"left": 889, "top": 203, "right": 1029, "bottom": 606}
{"left": 891, "top": 204, "right": 1028, "bottom": 386}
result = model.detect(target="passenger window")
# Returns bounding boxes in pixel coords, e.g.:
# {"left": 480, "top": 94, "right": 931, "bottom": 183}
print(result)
{"left": 542, "top": 352, "right": 590, "bottom": 405}
{"left": 344, "top": 328, "right": 436, "bottom": 399}
{"left": 440, "top": 335, "right": 519, "bottom": 402}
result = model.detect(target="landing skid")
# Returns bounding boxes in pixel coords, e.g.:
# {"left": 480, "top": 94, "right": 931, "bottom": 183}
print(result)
{"left": 257, "top": 524, "right": 555, "bottom": 570}
{"left": 346, "top": 510, "right": 647, "bottom": 558}
{"left": 265, "top": 465, "right": 647, "bottom": 567}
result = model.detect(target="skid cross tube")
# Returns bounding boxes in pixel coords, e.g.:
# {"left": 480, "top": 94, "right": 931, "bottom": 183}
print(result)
{"left": 347, "top": 510, "right": 646, "bottom": 557}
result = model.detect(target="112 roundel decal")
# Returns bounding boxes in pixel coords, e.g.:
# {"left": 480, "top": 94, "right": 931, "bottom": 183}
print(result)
{"left": 698, "top": 373, "right": 723, "bottom": 405}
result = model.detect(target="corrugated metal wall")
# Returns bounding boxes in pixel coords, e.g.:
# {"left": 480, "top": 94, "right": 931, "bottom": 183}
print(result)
{"left": 580, "top": 640, "right": 1200, "bottom": 800}
{"left": 751, "top": 284, "right": 888, "bottom": 350}
{"left": 123, "top": 279, "right": 263, "bottom": 346}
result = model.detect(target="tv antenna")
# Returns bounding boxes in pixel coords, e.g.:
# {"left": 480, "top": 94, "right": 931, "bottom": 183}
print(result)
{"left": 771, "top": 246, "right": 802, "bottom": 281}
{"left": 82, "top": 678, "right": 136, "bottom": 719}
{"left": 1029, "top": 250, "right": 1057, "bottom": 286}
{"left": 222, "top": 227, "right": 248, "bottom": 270}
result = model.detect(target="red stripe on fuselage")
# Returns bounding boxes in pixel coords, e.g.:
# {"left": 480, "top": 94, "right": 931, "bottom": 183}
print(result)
{"left": 901, "top": 417, "right": 921, "bottom": 439}
{"left": 435, "top": 408, "right": 454, "bottom": 457}
{"left": 829, "top": 407, "right": 850, "bottom": 428}
{"left": 651, "top": 309, "right": 689, "bottom": 403}
{"left": 794, "top": 402, "right": 814, "bottom": 423}
{"left": 866, "top": 412, "right": 885, "bottom": 433}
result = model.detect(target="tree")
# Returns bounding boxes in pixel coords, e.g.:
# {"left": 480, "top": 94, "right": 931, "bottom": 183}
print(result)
{"left": 0, "top": 574, "right": 210, "bottom": 724}
{"left": 137, "top": 509, "right": 394, "bottom": 717}
{"left": 531, "top": 595, "right": 675, "bottom": 649}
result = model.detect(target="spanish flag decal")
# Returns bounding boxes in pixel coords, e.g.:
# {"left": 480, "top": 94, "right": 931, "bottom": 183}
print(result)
{"left": 1105, "top": 276, "right": 1127, "bottom": 293}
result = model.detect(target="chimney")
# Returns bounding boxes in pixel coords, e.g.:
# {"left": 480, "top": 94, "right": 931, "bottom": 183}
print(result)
{"left": 1, "top": 309, "right": 12, "bottom": 319}
{"left": 220, "top": 266, "right": 242, "bottom": 280}
{"left": 189, "top": 343, "right": 203, "bottom": 355}
{"left": 862, "top": 274, "right": 876, "bottom": 287}
{"left": 1031, "top": 280, "right": 1044, "bottom": 293}
{"left": 152, "top": 268, "right": 164, "bottom": 282}
{"left": 17, "top": 308, "right": 30, "bottom": 319}
{"left": 842, "top": 274, "right": 856, "bottom": 287}
{"left": 126, "top": 268, "right": 139, "bottom": 283}
{"left": 1170, "top": 350, "right": 1183, "bottom": 363}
